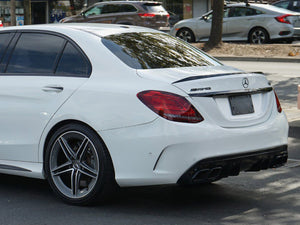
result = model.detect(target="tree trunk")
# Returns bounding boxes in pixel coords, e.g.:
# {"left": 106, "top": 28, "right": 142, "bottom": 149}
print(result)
{"left": 69, "top": 0, "right": 76, "bottom": 15}
{"left": 204, "top": 0, "right": 224, "bottom": 51}
{"left": 24, "top": 0, "right": 31, "bottom": 25}
{"left": 10, "top": 0, "right": 16, "bottom": 26}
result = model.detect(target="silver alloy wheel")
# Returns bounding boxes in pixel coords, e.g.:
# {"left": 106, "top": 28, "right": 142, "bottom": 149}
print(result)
{"left": 250, "top": 29, "right": 267, "bottom": 44}
{"left": 49, "top": 131, "right": 99, "bottom": 199}
{"left": 177, "top": 29, "right": 194, "bottom": 43}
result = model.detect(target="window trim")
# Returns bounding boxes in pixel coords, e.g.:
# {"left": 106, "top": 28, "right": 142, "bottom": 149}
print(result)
{"left": 0, "top": 31, "right": 17, "bottom": 73}
{"left": 1, "top": 29, "right": 92, "bottom": 78}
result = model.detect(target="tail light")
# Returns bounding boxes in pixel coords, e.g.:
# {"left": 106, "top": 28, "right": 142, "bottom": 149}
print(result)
{"left": 274, "top": 91, "right": 282, "bottom": 113}
{"left": 137, "top": 90, "right": 204, "bottom": 123}
{"left": 166, "top": 14, "right": 170, "bottom": 18}
{"left": 138, "top": 13, "right": 156, "bottom": 18}
{"left": 275, "top": 14, "right": 292, "bottom": 24}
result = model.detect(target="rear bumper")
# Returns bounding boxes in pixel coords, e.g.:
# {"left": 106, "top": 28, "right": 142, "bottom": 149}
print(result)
{"left": 178, "top": 145, "right": 287, "bottom": 185}
{"left": 294, "top": 27, "right": 300, "bottom": 38}
{"left": 101, "top": 108, "right": 288, "bottom": 187}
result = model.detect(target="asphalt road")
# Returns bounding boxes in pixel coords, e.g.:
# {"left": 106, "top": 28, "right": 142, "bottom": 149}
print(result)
{"left": 0, "top": 61, "right": 300, "bottom": 225}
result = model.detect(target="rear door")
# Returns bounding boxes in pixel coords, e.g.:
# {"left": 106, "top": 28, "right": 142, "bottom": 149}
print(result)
{"left": 224, "top": 7, "right": 264, "bottom": 41}
{"left": 0, "top": 31, "right": 91, "bottom": 162}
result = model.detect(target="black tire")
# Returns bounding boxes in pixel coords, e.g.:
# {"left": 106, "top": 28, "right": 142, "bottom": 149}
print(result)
{"left": 44, "top": 123, "right": 115, "bottom": 205}
{"left": 176, "top": 28, "right": 195, "bottom": 43}
{"left": 249, "top": 27, "right": 269, "bottom": 44}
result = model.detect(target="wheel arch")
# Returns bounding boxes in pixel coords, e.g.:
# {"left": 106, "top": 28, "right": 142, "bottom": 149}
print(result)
{"left": 42, "top": 119, "right": 115, "bottom": 178}
{"left": 248, "top": 26, "right": 270, "bottom": 43}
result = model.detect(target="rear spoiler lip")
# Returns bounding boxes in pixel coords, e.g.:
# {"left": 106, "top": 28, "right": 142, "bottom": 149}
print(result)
{"left": 189, "top": 87, "right": 273, "bottom": 97}
{"left": 172, "top": 71, "right": 265, "bottom": 84}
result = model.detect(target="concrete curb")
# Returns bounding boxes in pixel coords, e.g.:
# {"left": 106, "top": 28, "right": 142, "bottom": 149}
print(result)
{"left": 214, "top": 56, "right": 300, "bottom": 63}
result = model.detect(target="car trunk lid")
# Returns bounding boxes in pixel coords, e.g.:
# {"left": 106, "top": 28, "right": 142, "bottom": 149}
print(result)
{"left": 137, "top": 66, "right": 275, "bottom": 128}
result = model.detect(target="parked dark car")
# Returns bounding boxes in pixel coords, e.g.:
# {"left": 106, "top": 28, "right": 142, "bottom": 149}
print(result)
{"left": 60, "top": 1, "right": 170, "bottom": 31}
{"left": 273, "top": 0, "right": 300, "bottom": 12}
{"left": 168, "top": 11, "right": 180, "bottom": 26}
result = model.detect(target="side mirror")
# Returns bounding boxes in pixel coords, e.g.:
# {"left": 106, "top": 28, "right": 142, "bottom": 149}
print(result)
{"left": 80, "top": 11, "right": 86, "bottom": 18}
{"left": 202, "top": 15, "right": 208, "bottom": 21}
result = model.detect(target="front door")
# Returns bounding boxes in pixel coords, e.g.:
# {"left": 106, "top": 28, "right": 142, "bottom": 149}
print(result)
{"left": 0, "top": 32, "right": 90, "bottom": 162}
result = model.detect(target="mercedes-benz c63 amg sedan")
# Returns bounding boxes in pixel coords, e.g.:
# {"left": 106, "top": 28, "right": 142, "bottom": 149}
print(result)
{"left": 0, "top": 24, "right": 288, "bottom": 205}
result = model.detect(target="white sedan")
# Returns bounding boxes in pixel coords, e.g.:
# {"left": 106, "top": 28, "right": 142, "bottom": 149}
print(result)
{"left": 0, "top": 24, "right": 288, "bottom": 205}
{"left": 171, "top": 3, "right": 300, "bottom": 43}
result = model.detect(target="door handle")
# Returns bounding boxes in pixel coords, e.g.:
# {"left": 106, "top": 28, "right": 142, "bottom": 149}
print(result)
{"left": 42, "top": 85, "right": 64, "bottom": 93}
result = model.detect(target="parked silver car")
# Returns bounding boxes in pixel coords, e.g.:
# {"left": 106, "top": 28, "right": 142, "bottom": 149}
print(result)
{"left": 272, "top": 0, "right": 300, "bottom": 38}
{"left": 170, "top": 3, "right": 300, "bottom": 43}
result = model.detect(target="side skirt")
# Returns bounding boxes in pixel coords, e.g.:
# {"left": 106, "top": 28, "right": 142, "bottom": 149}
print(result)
{"left": 0, "top": 160, "right": 44, "bottom": 179}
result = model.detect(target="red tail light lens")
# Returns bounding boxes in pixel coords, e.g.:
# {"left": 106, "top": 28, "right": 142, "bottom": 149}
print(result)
{"left": 275, "top": 14, "right": 292, "bottom": 24}
{"left": 137, "top": 90, "right": 204, "bottom": 123}
{"left": 166, "top": 14, "right": 170, "bottom": 18}
{"left": 274, "top": 91, "right": 282, "bottom": 113}
{"left": 138, "top": 13, "right": 156, "bottom": 18}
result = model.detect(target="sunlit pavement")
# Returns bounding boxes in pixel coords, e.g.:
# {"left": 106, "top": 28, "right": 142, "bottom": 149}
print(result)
{"left": 292, "top": 40, "right": 300, "bottom": 45}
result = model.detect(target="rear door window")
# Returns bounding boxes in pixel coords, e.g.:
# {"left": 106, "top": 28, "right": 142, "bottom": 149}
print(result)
{"left": 102, "top": 4, "right": 120, "bottom": 14}
{"left": 228, "top": 7, "right": 247, "bottom": 17}
{"left": 120, "top": 4, "right": 137, "bottom": 13}
{"left": 6, "top": 33, "right": 65, "bottom": 74}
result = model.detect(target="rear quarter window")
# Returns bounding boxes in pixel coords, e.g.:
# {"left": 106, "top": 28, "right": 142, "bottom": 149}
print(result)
{"left": 55, "top": 42, "right": 89, "bottom": 76}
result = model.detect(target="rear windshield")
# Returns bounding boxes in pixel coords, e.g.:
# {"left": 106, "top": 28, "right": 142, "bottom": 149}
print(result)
{"left": 102, "top": 32, "right": 219, "bottom": 69}
{"left": 142, "top": 3, "right": 166, "bottom": 13}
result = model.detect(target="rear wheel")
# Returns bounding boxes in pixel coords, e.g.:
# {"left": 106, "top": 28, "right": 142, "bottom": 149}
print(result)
{"left": 176, "top": 28, "right": 195, "bottom": 43}
{"left": 249, "top": 27, "right": 269, "bottom": 44}
{"left": 45, "top": 123, "right": 115, "bottom": 205}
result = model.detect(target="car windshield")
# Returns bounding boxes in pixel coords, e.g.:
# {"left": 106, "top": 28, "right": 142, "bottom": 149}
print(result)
{"left": 102, "top": 32, "right": 219, "bottom": 69}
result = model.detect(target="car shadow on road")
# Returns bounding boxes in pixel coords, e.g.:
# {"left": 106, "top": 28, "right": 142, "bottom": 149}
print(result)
{"left": 0, "top": 167, "right": 299, "bottom": 225}
{"left": 273, "top": 77, "right": 299, "bottom": 106}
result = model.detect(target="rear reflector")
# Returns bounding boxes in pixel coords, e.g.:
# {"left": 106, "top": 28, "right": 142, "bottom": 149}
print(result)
{"left": 275, "top": 14, "right": 292, "bottom": 24}
{"left": 137, "top": 90, "right": 204, "bottom": 123}
{"left": 274, "top": 91, "right": 282, "bottom": 113}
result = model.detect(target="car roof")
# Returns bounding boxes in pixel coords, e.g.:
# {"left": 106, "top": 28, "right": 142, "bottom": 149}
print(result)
{"left": 226, "top": 3, "right": 299, "bottom": 14}
{"left": 93, "top": 1, "right": 162, "bottom": 5}
{"left": 0, "top": 23, "right": 159, "bottom": 37}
